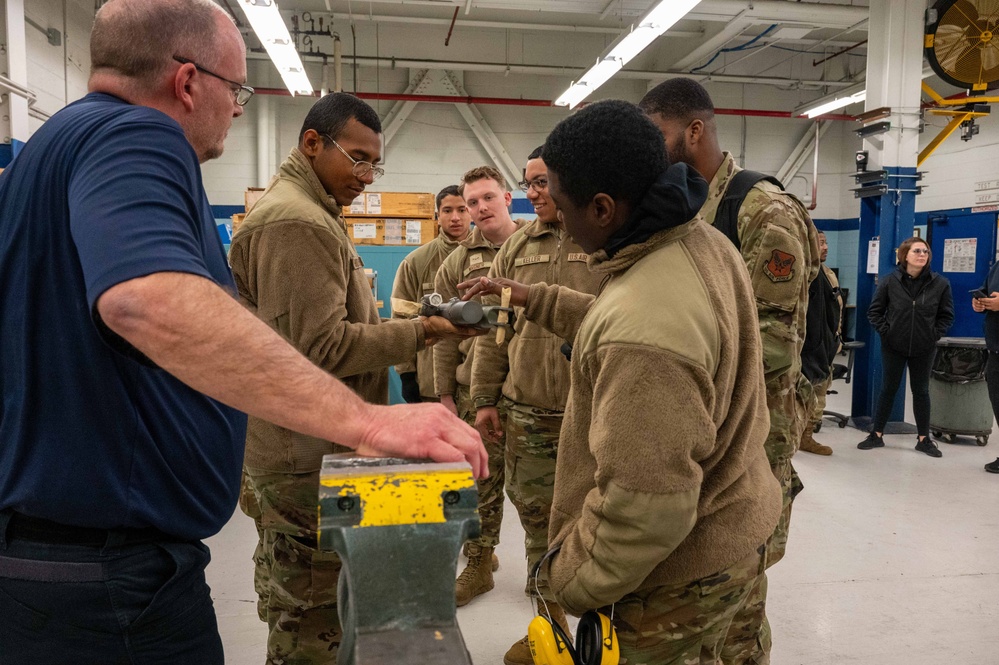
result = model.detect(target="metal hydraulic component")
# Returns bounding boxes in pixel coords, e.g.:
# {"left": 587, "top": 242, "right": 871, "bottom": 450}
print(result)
{"left": 419, "top": 292, "right": 515, "bottom": 330}
{"left": 318, "top": 454, "right": 480, "bottom": 665}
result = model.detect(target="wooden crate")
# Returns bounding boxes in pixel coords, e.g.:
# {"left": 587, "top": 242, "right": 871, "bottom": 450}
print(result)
{"left": 348, "top": 192, "right": 435, "bottom": 218}
{"left": 245, "top": 187, "right": 266, "bottom": 212}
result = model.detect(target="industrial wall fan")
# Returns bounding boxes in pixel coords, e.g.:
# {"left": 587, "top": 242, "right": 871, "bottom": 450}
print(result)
{"left": 919, "top": 0, "right": 999, "bottom": 165}
{"left": 925, "top": 0, "right": 999, "bottom": 92}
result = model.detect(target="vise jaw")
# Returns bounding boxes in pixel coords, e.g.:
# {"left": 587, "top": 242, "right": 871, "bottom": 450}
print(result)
{"left": 318, "top": 454, "right": 480, "bottom": 665}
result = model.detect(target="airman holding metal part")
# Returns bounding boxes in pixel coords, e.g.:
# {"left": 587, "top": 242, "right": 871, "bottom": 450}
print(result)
{"left": 434, "top": 166, "right": 523, "bottom": 611}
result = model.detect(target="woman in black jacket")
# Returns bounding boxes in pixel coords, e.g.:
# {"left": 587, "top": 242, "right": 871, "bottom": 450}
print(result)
{"left": 859, "top": 237, "right": 954, "bottom": 456}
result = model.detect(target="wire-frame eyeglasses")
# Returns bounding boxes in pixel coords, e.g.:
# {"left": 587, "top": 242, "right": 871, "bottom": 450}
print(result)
{"left": 323, "top": 134, "right": 385, "bottom": 181}
{"left": 173, "top": 56, "right": 254, "bottom": 106}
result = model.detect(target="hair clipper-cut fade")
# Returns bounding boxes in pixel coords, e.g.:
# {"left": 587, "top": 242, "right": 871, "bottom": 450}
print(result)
{"left": 542, "top": 99, "right": 667, "bottom": 209}
{"left": 436, "top": 185, "right": 463, "bottom": 212}
{"left": 897, "top": 237, "right": 931, "bottom": 266}
{"left": 299, "top": 92, "right": 382, "bottom": 145}
{"left": 638, "top": 77, "right": 715, "bottom": 124}
{"left": 90, "top": 0, "right": 228, "bottom": 88}
{"left": 459, "top": 166, "right": 507, "bottom": 196}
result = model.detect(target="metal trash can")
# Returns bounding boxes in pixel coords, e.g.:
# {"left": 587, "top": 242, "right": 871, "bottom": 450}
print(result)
{"left": 929, "top": 337, "right": 991, "bottom": 446}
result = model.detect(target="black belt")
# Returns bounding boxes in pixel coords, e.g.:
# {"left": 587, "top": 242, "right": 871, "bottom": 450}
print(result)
{"left": 7, "top": 512, "right": 174, "bottom": 548}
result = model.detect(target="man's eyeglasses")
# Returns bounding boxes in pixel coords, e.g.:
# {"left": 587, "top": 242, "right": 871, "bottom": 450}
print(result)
{"left": 173, "top": 56, "right": 254, "bottom": 106}
{"left": 323, "top": 134, "right": 385, "bottom": 181}
{"left": 517, "top": 177, "right": 548, "bottom": 193}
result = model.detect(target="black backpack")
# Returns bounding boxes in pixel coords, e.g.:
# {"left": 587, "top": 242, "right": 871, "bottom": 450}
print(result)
{"left": 714, "top": 170, "right": 786, "bottom": 251}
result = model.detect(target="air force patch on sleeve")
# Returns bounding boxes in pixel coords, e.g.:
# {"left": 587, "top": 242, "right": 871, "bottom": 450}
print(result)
{"left": 763, "top": 249, "right": 796, "bottom": 282}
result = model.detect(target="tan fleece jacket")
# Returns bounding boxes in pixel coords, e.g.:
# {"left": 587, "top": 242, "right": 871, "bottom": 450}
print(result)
{"left": 391, "top": 229, "right": 464, "bottom": 399}
{"left": 432, "top": 227, "right": 502, "bottom": 397}
{"left": 526, "top": 219, "right": 781, "bottom": 614}
{"left": 471, "top": 219, "right": 603, "bottom": 411}
{"left": 229, "top": 148, "right": 424, "bottom": 473}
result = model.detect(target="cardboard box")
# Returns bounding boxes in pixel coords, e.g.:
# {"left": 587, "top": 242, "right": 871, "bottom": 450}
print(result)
{"left": 383, "top": 218, "right": 438, "bottom": 246}
{"left": 350, "top": 192, "right": 435, "bottom": 218}
{"left": 344, "top": 218, "right": 385, "bottom": 245}
{"left": 231, "top": 213, "right": 246, "bottom": 235}
{"left": 244, "top": 187, "right": 266, "bottom": 212}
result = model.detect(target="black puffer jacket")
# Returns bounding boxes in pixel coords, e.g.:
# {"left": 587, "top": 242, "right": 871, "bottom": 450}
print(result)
{"left": 868, "top": 265, "right": 954, "bottom": 357}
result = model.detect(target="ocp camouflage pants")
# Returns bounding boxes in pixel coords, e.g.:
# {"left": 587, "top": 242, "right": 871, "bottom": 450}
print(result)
{"left": 808, "top": 373, "right": 833, "bottom": 428}
{"left": 241, "top": 467, "right": 341, "bottom": 665}
{"left": 607, "top": 545, "right": 767, "bottom": 665}
{"left": 501, "top": 398, "right": 562, "bottom": 603}
{"left": 456, "top": 383, "right": 505, "bottom": 548}
{"left": 721, "top": 460, "right": 802, "bottom": 665}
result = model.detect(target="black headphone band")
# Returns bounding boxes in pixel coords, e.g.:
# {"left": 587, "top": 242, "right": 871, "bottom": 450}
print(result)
{"left": 532, "top": 544, "right": 562, "bottom": 580}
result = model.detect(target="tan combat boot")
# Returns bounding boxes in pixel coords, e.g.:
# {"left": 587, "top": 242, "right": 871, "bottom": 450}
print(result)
{"left": 504, "top": 603, "right": 571, "bottom": 665}
{"left": 455, "top": 544, "right": 496, "bottom": 607}
{"left": 800, "top": 428, "right": 833, "bottom": 456}
{"left": 462, "top": 542, "right": 499, "bottom": 571}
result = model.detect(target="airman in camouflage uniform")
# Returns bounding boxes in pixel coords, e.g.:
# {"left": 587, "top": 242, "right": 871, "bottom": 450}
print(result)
{"left": 434, "top": 166, "right": 522, "bottom": 608}
{"left": 230, "top": 97, "right": 478, "bottom": 665}
{"left": 470, "top": 150, "right": 603, "bottom": 665}
{"left": 391, "top": 186, "right": 471, "bottom": 402}
{"left": 697, "top": 152, "right": 819, "bottom": 547}
{"left": 641, "top": 78, "right": 820, "bottom": 665}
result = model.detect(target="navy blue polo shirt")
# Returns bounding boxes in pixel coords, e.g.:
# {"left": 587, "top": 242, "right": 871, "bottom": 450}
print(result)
{"left": 0, "top": 93, "right": 247, "bottom": 541}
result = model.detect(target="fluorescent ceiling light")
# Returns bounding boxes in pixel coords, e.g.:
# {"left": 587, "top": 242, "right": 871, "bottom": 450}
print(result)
{"left": 555, "top": 0, "right": 702, "bottom": 109}
{"left": 802, "top": 90, "right": 866, "bottom": 117}
{"left": 580, "top": 58, "right": 624, "bottom": 91}
{"left": 608, "top": 25, "right": 662, "bottom": 64}
{"left": 237, "top": 0, "right": 314, "bottom": 96}
{"left": 554, "top": 84, "right": 593, "bottom": 109}
{"left": 794, "top": 67, "right": 936, "bottom": 119}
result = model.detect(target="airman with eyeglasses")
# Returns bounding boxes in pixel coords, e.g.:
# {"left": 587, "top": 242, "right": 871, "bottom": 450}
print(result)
{"left": 322, "top": 133, "right": 385, "bottom": 181}
{"left": 517, "top": 176, "right": 548, "bottom": 194}
{"left": 228, "top": 92, "right": 487, "bottom": 665}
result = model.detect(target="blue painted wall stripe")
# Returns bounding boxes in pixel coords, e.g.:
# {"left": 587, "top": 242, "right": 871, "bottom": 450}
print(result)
{"left": 510, "top": 198, "right": 534, "bottom": 214}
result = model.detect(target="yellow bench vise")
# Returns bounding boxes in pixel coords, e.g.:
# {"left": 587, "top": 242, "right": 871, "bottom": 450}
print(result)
{"left": 318, "top": 454, "right": 480, "bottom": 664}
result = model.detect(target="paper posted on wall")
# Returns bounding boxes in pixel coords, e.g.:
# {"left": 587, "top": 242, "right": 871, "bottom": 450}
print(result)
{"left": 943, "top": 238, "right": 977, "bottom": 273}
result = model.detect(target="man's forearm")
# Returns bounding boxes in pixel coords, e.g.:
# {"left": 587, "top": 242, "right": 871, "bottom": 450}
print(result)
{"left": 98, "top": 272, "right": 374, "bottom": 447}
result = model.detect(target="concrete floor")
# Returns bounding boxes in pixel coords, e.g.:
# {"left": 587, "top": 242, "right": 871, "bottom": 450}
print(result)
{"left": 206, "top": 382, "right": 999, "bottom": 664}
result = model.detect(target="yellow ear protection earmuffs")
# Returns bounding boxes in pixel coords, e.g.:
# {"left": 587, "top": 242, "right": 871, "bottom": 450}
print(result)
{"left": 527, "top": 547, "right": 620, "bottom": 665}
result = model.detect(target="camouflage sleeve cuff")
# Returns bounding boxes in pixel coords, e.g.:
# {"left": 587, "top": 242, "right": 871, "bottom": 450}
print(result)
{"left": 473, "top": 396, "right": 498, "bottom": 409}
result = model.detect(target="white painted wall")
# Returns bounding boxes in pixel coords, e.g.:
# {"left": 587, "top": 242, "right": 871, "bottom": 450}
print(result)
{"left": 29, "top": 5, "right": 990, "bottom": 225}
{"left": 11, "top": 4, "right": 866, "bottom": 219}
{"left": 201, "top": 61, "right": 861, "bottom": 224}
{"left": 22, "top": 0, "right": 92, "bottom": 135}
